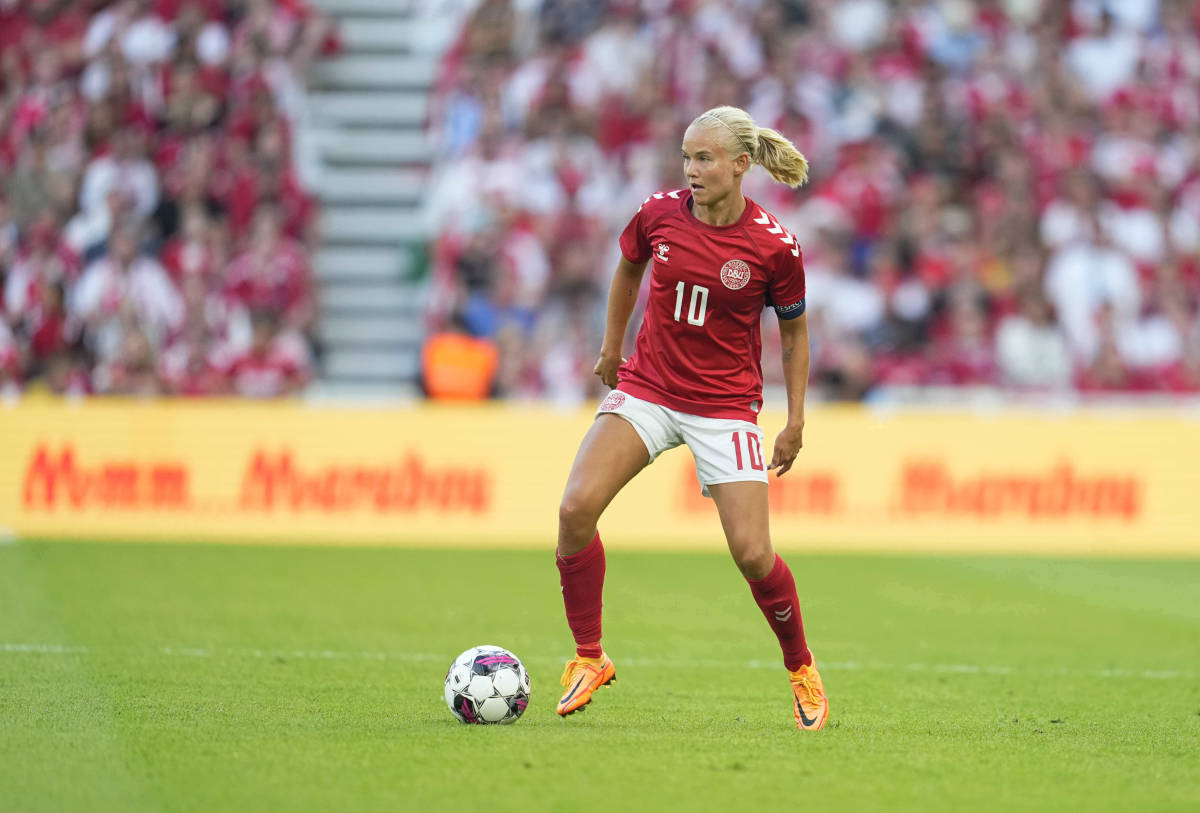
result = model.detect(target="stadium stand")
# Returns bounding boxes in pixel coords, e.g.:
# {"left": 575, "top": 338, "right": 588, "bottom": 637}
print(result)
{"left": 0, "top": 0, "right": 338, "bottom": 397}
{"left": 425, "top": 0, "right": 1200, "bottom": 404}
{"left": 302, "top": 0, "right": 460, "bottom": 398}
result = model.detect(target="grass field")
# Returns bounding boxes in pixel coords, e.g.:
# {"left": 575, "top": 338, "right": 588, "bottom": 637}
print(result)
{"left": 1, "top": 541, "right": 1198, "bottom": 812}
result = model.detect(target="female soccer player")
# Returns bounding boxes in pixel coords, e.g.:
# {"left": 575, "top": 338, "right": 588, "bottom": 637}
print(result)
{"left": 554, "top": 106, "right": 828, "bottom": 730}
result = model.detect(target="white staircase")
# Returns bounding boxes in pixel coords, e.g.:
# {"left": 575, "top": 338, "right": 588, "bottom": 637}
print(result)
{"left": 304, "top": 0, "right": 463, "bottom": 398}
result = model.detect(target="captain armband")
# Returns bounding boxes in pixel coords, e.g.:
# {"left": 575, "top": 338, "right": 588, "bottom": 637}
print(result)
{"left": 773, "top": 299, "right": 806, "bottom": 319}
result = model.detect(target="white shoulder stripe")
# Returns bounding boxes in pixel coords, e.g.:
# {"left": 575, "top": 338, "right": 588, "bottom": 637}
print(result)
{"left": 639, "top": 190, "right": 686, "bottom": 212}
{"left": 752, "top": 208, "right": 801, "bottom": 257}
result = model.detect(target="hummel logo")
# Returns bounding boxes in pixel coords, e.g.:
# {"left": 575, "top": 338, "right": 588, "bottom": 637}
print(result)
{"left": 655, "top": 242, "right": 670, "bottom": 263}
{"left": 774, "top": 606, "right": 793, "bottom": 622}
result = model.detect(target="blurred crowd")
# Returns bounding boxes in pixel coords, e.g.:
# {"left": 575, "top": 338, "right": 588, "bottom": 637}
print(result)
{"left": 0, "top": 0, "right": 337, "bottom": 398}
{"left": 426, "top": 0, "right": 1200, "bottom": 403}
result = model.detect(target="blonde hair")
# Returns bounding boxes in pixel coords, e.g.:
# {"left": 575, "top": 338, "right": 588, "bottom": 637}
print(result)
{"left": 692, "top": 106, "right": 809, "bottom": 188}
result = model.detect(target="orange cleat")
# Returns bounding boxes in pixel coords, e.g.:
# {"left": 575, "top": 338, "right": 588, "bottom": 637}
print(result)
{"left": 789, "top": 658, "right": 829, "bottom": 731}
{"left": 556, "top": 653, "right": 616, "bottom": 716}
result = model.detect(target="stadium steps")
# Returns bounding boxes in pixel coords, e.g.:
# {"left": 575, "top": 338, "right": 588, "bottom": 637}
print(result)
{"left": 315, "top": 130, "right": 431, "bottom": 166}
{"left": 305, "top": 0, "right": 465, "bottom": 398}
{"left": 308, "top": 0, "right": 420, "bottom": 17}
{"left": 317, "top": 316, "right": 424, "bottom": 346}
{"left": 317, "top": 169, "right": 426, "bottom": 204}
{"left": 337, "top": 17, "right": 460, "bottom": 55}
{"left": 320, "top": 207, "right": 429, "bottom": 243}
{"left": 307, "top": 92, "right": 428, "bottom": 127}
{"left": 314, "top": 246, "right": 417, "bottom": 281}
{"left": 320, "top": 282, "right": 425, "bottom": 312}
{"left": 314, "top": 56, "right": 437, "bottom": 90}
{"left": 322, "top": 349, "right": 420, "bottom": 381}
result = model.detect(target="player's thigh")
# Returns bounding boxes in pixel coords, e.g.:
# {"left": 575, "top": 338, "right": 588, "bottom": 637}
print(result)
{"left": 708, "top": 481, "right": 774, "bottom": 577}
{"left": 560, "top": 414, "right": 650, "bottom": 523}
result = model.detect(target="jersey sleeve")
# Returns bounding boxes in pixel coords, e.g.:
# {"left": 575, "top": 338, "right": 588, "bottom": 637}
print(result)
{"left": 767, "top": 243, "right": 806, "bottom": 320}
{"left": 618, "top": 205, "right": 652, "bottom": 264}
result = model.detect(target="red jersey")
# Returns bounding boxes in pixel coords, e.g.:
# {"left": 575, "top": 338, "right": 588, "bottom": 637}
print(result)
{"left": 224, "top": 347, "right": 305, "bottom": 398}
{"left": 617, "top": 189, "right": 806, "bottom": 423}
{"left": 222, "top": 240, "right": 312, "bottom": 315}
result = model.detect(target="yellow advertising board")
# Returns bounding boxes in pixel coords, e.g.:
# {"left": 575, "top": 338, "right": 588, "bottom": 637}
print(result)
{"left": 1, "top": 400, "right": 1197, "bottom": 555}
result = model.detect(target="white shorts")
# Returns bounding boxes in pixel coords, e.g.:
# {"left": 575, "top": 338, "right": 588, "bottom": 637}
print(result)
{"left": 595, "top": 390, "right": 768, "bottom": 497}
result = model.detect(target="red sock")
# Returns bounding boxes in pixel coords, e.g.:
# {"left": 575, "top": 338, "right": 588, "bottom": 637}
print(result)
{"left": 557, "top": 532, "right": 605, "bottom": 659}
{"left": 746, "top": 554, "right": 812, "bottom": 671}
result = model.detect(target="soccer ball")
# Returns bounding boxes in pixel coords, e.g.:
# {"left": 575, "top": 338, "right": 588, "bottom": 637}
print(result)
{"left": 444, "top": 645, "right": 531, "bottom": 724}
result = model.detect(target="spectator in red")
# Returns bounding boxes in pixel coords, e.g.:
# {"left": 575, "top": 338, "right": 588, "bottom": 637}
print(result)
{"left": 231, "top": 0, "right": 337, "bottom": 75}
{"left": 223, "top": 308, "right": 308, "bottom": 398}
{"left": 927, "top": 289, "right": 997, "bottom": 387}
{"left": 4, "top": 216, "right": 79, "bottom": 324}
{"left": 9, "top": 45, "right": 70, "bottom": 149}
{"left": 222, "top": 202, "right": 314, "bottom": 340}
{"left": 225, "top": 149, "right": 313, "bottom": 244}
{"left": 78, "top": 125, "right": 160, "bottom": 221}
{"left": 155, "top": 133, "right": 229, "bottom": 241}
{"left": 161, "top": 203, "right": 220, "bottom": 288}
{"left": 25, "top": 280, "right": 74, "bottom": 370}
{"left": 70, "top": 220, "right": 183, "bottom": 362}
{"left": 94, "top": 325, "right": 163, "bottom": 395}
{"left": 159, "top": 57, "right": 223, "bottom": 137}
{"left": 159, "top": 307, "right": 227, "bottom": 396}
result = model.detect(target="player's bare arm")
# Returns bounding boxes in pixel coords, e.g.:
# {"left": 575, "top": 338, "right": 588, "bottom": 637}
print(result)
{"left": 594, "top": 256, "right": 649, "bottom": 388}
{"left": 769, "top": 311, "right": 810, "bottom": 476}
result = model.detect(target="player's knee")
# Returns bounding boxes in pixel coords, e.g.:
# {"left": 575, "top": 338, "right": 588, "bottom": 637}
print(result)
{"left": 558, "top": 491, "right": 598, "bottom": 539}
{"left": 731, "top": 542, "right": 774, "bottom": 580}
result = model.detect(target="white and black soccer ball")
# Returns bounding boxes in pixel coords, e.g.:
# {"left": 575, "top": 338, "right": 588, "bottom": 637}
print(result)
{"left": 444, "top": 645, "right": 531, "bottom": 724}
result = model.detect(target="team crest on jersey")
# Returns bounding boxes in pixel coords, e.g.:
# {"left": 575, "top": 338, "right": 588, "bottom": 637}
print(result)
{"left": 600, "top": 391, "right": 626, "bottom": 411}
{"left": 720, "top": 259, "right": 751, "bottom": 290}
{"left": 654, "top": 242, "right": 670, "bottom": 263}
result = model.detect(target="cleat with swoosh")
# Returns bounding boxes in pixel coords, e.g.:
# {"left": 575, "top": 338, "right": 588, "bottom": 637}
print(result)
{"left": 789, "top": 657, "right": 829, "bottom": 731}
{"left": 557, "top": 653, "right": 616, "bottom": 716}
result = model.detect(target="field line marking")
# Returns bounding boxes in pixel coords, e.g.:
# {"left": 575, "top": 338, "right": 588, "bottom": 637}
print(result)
{"left": 1, "top": 642, "right": 1194, "bottom": 680}
{"left": 2, "top": 643, "right": 90, "bottom": 654}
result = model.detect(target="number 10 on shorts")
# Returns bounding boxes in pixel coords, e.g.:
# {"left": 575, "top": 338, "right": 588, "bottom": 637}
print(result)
{"left": 731, "top": 431, "right": 764, "bottom": 471}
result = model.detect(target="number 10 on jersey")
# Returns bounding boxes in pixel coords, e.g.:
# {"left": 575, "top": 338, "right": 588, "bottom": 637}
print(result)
{"left": 674, "top": 282, "right": 709, "bottom": 326}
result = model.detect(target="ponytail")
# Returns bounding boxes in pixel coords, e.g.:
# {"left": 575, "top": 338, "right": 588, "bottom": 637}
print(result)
{"left": 692, "top": 106, "right": 809, "bottom": 188}
{"left": 753, "top": 126, "right": 809, "bottom": 188}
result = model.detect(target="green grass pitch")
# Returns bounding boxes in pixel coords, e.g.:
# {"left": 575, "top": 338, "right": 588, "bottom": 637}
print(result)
{"left": 1, "top": 541, "right": 1197, "bottom": 812}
